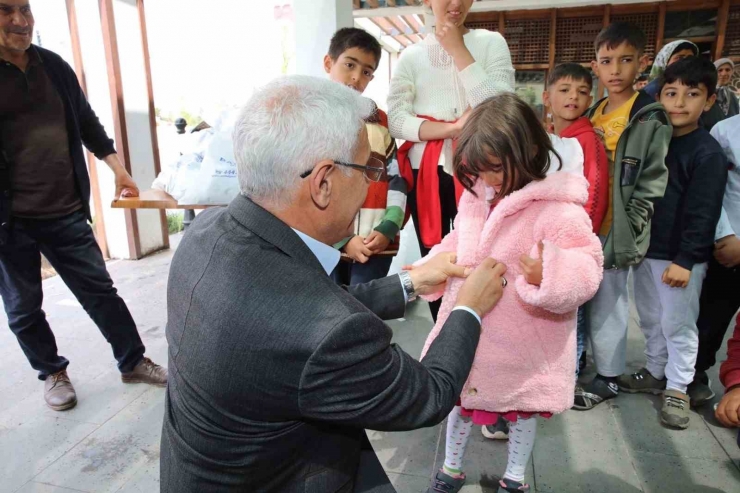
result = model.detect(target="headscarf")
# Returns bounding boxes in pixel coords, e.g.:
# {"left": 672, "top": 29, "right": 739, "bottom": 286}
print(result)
{"left": 715, "top": 58, "right": 736, "bottom": 116}
{"left": 649, "top": 40, "right": 699, "bottom": 82}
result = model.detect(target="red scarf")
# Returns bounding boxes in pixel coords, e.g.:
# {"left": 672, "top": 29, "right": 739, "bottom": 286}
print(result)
{"left": 397, "top": 115, "right": 464, "bottom": 249}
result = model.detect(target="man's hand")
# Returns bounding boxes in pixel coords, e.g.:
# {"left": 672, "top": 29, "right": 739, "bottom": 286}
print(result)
{"left": 364, "top": 231, "right": 391, "bottom": 254}
{"left": 716, "top": 386, "right": 740, "bottom": 428}
{"left": 662, "top": 263, "right": 691, "bottom": 288}
{"left": 344, "top": 236, "right": 373, "bottom": 263}
{"left": 115, "top": 169, "right": 139, "bottom": 199}
{"left": 456, "top": 258, "right": 508, "bottom": 319}
{"left": 715, "top": 235, "right": 740, "bottom": 268}
{"left": 404, "top": 252, "right": 471, "bottom": 296}
{"left": 519, "top": 242, "right": 544, "bottom": 286}
{"left": 103, "top": 154, "right": 139, "bottom": 198}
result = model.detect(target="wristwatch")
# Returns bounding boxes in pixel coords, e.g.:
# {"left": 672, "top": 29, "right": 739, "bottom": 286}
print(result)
{"left": 398, "top": 271, "right": 417, "bottom": 302}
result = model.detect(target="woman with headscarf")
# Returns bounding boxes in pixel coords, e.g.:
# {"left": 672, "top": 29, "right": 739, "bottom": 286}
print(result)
{"left": 643, "top": 40, "right": 699, "bottom": 100}
{"left": 703, "top": 58, "right": 739, "bottom": 130}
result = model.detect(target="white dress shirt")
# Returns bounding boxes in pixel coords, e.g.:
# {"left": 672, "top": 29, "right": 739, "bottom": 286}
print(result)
{"left": 292, "top": 229, "right": 482, "bottom": 324}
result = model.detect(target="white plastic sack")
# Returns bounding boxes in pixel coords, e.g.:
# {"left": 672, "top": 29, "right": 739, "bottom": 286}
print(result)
{"left": 152, "top": 109, "right": 241, "bottom": 205}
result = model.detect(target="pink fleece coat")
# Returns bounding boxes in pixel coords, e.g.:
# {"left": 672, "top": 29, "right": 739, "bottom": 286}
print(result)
{"left": 418, "top": 172, "right": 604, "bottom": 414}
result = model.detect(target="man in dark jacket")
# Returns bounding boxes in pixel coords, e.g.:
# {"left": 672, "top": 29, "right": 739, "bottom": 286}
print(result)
{"left": 160, "top": 75, "right": 508, "bottom": 492}
{"left": 0, "top": 1, "right": 166, "bottom": 411}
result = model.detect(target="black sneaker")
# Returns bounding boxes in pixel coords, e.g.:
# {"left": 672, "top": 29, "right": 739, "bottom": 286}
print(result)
{"left": 617, "top": 367, "right": 666, "bottom": 394}
{"left": 427, "top": 470, "right": 465, "bottom": 493}
{"left": 497, "top": 478, "right": 530, "bottom": 492}
{"left": 573, "top": 376, "right": 618, "bottom": 410}
{"left": 481, "top": 417, "right": 509, "bottom": 440}
{"left": 687, "top": 371, "right": 715, "bottom": 407}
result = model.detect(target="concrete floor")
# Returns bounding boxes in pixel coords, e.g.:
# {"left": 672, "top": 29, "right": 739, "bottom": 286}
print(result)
{"left": 1, "top": 232, "right": 739, "bottom": 492}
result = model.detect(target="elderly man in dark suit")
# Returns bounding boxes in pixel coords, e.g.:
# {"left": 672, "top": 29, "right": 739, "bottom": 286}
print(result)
{"left": 160, "top": 75, "right": 507, "bottom": 493}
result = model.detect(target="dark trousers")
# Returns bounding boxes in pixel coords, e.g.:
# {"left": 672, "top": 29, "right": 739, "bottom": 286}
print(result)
{"left": 408, "top": 167, "right": 457, "bottom": 322}
{"left": 695, "top": 258, "right": 740, "bottom": 373}
{"left": 353, "top": 432, "right": 394, "bottom": 493}
{"left": 0, "top": 210, "right": 145, "bottom": 380}
{"left": 331, "top": 256, "right": 393, "bottom": 286}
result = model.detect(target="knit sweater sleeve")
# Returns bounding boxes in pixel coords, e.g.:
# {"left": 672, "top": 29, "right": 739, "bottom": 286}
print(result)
{"left": 388, "top": 50, "right": 426, "bottom": 142}
{"left": 457, "top": 31, "right": 515, "bottom": 108}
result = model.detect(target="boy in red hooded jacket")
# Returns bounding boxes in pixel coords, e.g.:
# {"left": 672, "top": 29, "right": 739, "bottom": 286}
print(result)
{"left": 543, "top": 62, "right": 609, "bottom": 379}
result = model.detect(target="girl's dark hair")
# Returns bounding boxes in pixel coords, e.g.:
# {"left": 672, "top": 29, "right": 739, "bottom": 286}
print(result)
{"left": 454, "top": 93, "right": 561, "bottom": 203}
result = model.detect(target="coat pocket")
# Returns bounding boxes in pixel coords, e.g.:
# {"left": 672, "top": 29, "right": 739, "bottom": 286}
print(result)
{"left": 620, "top": 157, "right": 641, "bottom": 187}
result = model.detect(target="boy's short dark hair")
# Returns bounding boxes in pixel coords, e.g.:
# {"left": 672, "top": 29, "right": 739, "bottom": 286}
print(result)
{"left": 547, "top": 63, "right": 593, "bottom": 90}
{"left": 659, "top": 57, "right": 718, "bottom": 98}
{"left": 328, "top": 28, "right": 382, "bottom": 69}
{"left": 636, "top": 74, "right": 649, "bottom": 83}
{"left": 594, "top": 21, "right": 647, "bottom": 55}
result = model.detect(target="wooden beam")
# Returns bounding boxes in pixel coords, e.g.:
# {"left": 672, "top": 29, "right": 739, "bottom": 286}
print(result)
{"left": 656, "top": 1, "right": 666, "bottom": 52}
{"left": 402, "top": 14, "right": 423, "bottom": 34}
{"left": 499, "top": 11, "right": 506, "bottom": 35}
{"left": 65, "top": 0, "right": 109, "bottom": 259}
{"left": 715, "top": 0, "right": 731, "bottom": 60}
{"left": 548, "top": 9, "right": 557, "bottom": 72}
{"left": 665, "top": 0, "right": 721, "bottom": 11}
{"left": 611, "top": 2, "right": 661, "bottom": 14}
{"left": 137, "top": 0, "right": 169, "bottom": 250}
{"left": 514, "top": 63, "right": 551, "bottom": 70}
{"left": 370, "top": 17, "right": 397, "bottom": 36}
{"left": 99, "top": 0, "right": 142, "bottom": 260}
{"left": 387, "top": 15, "right": 413, "bottom": 36}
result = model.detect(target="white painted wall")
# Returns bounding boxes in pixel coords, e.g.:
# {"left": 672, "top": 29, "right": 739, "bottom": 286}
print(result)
{"left": 293, "top": 0, "right": 354, "bottom": 77}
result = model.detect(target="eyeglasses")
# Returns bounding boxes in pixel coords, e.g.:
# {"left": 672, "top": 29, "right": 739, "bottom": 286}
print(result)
{"left": 299, "top": 157, "right": 385, "bottom": 183}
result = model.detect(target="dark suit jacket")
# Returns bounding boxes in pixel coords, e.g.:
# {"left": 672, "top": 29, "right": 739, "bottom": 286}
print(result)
{"left": 160, "top": 195, "right": 480, "bottom": 492}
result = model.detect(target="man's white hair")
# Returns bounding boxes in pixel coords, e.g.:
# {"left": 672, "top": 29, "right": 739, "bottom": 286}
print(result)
{"left": 233, "top": 75, "right": 373, "bottom": 208}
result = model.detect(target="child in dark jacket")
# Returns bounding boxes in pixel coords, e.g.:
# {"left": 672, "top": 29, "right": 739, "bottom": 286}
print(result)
{"left": 617, "top": 57, "right": 728, "bottom": 430}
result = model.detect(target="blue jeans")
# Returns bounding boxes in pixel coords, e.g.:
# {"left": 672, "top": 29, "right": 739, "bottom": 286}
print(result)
{"left": 0, "top": 210, "right": 145, "bottom": 379}
{"left": 575, "top": 305, "right": 587, "bottom": 378}
{"left": 331, "top": 256, "right": 393, "bottom": 286}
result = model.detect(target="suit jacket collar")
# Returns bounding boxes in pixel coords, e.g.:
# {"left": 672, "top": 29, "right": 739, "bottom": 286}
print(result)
{"left": 227, "top": 194, "right": 327, "bottom": 274}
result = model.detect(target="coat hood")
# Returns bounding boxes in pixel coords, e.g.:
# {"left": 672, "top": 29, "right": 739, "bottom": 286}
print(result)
{"left": 559, "top": 117, "right": 596, "bottom": 139}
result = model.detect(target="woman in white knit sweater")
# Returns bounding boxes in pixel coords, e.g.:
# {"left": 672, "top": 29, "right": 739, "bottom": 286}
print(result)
{"left": 388, "top": 0, "right": 514, "bottom": 323}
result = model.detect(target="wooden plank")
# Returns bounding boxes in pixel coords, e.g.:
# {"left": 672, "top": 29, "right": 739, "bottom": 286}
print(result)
{"left": 111, "top": 189, "right": 223, "bottom": 210}
{"left": 65, "top": 0, "right": 109, "bottom": 259}
{"left": 465, "top": 11, "right": 498, "bottom": 24}
{"left": 557, "top": 6, "right": 609, "bottom": 19}
{"left": 514, "top": 63, "right": 550, "bottom": 70}
{"left": 715, "top": 0, "right": 731, "bottom": 60}
{"left": 666, "top": 0, "right": 721, "bottom": 11}
{"left": 99, "top": 0, "right": 142, "bottom": 259}
{"left": 501, "top": 8, "right": 552, "bottom": 20}
{"left": 499, "top": 11, "right": 505, "bottom": 35}
{"left": 656, "top": 1, "right": 666, "bottom": 52}
{"left": 663, "top": 36, "right": 717, "bottom": 44}
{"left": 137, "top": 0, "right": 169, "bottom": 250}
{"left": 611, "top": 2, "right": 660, "bottom": 15}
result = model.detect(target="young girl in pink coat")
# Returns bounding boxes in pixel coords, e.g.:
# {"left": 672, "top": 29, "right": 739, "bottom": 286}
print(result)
{"left": 419, "top": 93, "right": 604, "bottom": 493}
